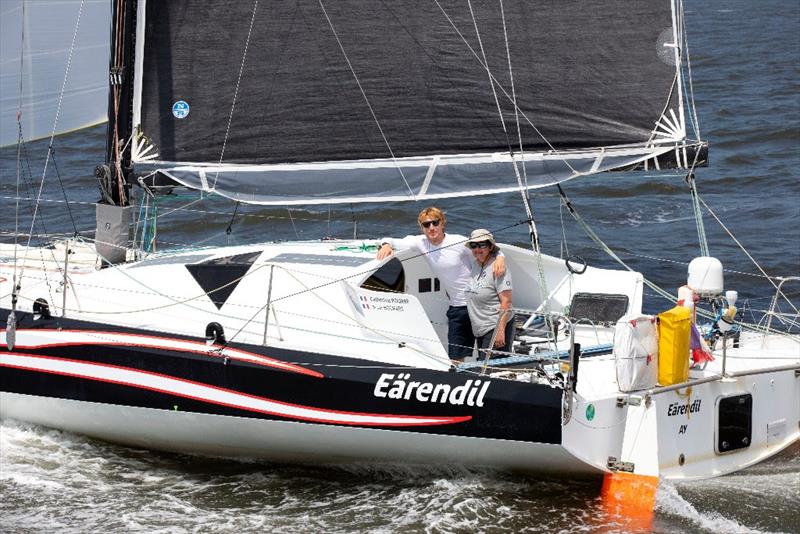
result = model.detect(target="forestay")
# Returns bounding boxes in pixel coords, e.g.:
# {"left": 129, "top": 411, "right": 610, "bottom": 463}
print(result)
{"left": 131, "top": 0, "right": 690, "bottom": 205}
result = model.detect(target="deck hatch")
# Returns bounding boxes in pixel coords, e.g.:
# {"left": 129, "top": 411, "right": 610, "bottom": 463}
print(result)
{"left": 568, "top": 293, "right": 629, "bottom": 323}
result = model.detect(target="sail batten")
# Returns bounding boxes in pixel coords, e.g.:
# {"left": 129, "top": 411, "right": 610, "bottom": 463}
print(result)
{"left": 132, "top": 0, "right": 692, "bottom": 204}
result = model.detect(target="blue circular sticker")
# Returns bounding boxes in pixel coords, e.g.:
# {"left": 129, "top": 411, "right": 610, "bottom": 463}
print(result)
{"left": 585, "top": 404, "right": 596, "bottom": 421}
{"left": 172, "top": 100, "right": 190, "bottom": 119}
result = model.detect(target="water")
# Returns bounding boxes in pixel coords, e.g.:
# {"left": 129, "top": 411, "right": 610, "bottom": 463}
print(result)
{"left": 1, "top": 0, "right": 799, "bottom": 532}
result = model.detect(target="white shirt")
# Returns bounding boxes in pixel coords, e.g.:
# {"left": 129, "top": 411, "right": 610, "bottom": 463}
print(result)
{"left": 382, "top": 233, "right": 473, "bottom": 306}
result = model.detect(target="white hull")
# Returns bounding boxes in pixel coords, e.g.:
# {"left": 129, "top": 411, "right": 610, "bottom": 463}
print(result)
{"left": 0, "top": 391, "right": 599, "bottom": 476}
{"left": 1, "top": 240, "right": 798, "bottom": 480}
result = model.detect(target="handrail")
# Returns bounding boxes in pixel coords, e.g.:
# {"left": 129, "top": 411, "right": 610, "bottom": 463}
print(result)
{"left": 477, "top": 307, "right": 570, "bottom": 375}
{"left": 626, "top": 362, "right": 800, "bottom": 403}
{"left": 474, "top": 307, "right": 579, "bottom": 424}
{"left": 764, "top": 276, "right": 800, "bottom": 335}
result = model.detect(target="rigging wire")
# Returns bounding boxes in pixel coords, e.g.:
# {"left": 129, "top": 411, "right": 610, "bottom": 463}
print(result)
{"left": 12, "top": 0, "right": 86, "bottom": 316}
{"left": 211, "top": 0, "right": 259, "bottom": 189}
{"left": 48, "top": 146, "right": 79, "bottom": 236}
{"left": 463, "top": 1, "right": 541, "bottom": 256}
{"left": 494, "top": 0, "right": 541, "bottom": 255}
{"left": 466, "top": 0, "right": 512, "bottom": 151}
{"left": 697, "top": 195, "right": 799, "bottom": 315}
{"left": 10, "top": 0, "right": 28, "bottom": 339}
{"left": 195, "top": 218, "right": 534, "bottom": 351}
{"left": 687, "top": 172, "right": 709, "bottom": 256}
{"left": 286, "top": 207, "right": 300, "bottom": 239}
{"left": 431, "top": 0, "right": 576, "bottom": 174}
{"left": 679, "top": 0, "right": 702, "bottom": 142}
{"left": 317, "top": 0, "right": 416, "bottom": 200}
{"left": 349, "top": 204, "right": 358, "bottom": 240}
{"left": 557, "top": 185, "right": 797, "bottom": 336}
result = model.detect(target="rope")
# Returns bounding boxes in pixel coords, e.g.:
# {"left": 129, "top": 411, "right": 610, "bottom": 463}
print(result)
{"left": 211, "top": 0, "right": 259, "bottom": 189}
{"left": 12, "top": 0, "right": 86, "bottom": 320}
{"left": 317, "top": 0, "right": 415, "bottom": 199}
{"left": 460, "top": 0, "right": 546, "bottom": 313}
{"left": 687, "top": 173, "right": 709, "bottom": 256}
{"left": 557, "top": 185, "right": 679, "bottom": 305}
{"left": 495, "top": 0, "right": 550, "bottom": 323}
{"left": 558, "top": 186, "right": 798, "bottom": 337}
{"left": 49, "top": 146, "right": 78, "bottom": 236}
{"left": 287, "top": 207, "right": 300, "bottom": 239}
{"left": 467, "top": 0, "right": 511, "bottom": 150}
{"left": 679, "top": 0, "right": 702, "bottom": 142}
{"left": 225, "top": 202, "right": 241, "bottom": 235}
{"left": 697, "top": 195, "right": 799, "bottom": 315}
{"left": 110, "top": 0, "right": 127, "bottom": 205}
{"left": 431, "top": 0, "right": 575, "bottom": 173}
{"left": 10, "top": 0, "right": 29, "bottom": 327}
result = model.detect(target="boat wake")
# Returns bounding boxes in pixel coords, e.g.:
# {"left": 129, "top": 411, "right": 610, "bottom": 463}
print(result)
{"left": 657, "top": 471, "right": 797, "bottom": 534}
{"left": 3, "top": 418, "right": 798, "bottom": 533}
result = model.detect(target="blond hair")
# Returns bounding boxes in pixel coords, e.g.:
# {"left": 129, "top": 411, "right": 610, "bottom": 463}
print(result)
{"left": 417, "top": 206, "right": 446, "bottom": 228}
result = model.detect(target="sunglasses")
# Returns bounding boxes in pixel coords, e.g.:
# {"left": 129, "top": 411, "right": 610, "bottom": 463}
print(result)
{"left": 468, "top": 241, "right": 491, "bottom": 249}
{"left": 420, "top": 219, "right": 441, "bottom": 228}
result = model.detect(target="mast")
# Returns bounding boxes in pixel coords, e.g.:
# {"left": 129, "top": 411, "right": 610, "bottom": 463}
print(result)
{"left": 100, "top": 0, "right": 136, "bottom": 206}
{"left": 95, "top": 0, "right": 137, "bottom": 263}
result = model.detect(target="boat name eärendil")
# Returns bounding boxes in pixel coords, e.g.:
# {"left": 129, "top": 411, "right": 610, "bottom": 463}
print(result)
{"left": 667, "top": 398, "right": 702, "bottom": 416}
{"left": 374, "top": 374, "right": 491, "bottom": 407}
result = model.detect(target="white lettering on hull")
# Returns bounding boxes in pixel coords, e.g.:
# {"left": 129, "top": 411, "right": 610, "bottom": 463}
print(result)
{"left": 374, "top": 373, "right": 491, "bottom": 407}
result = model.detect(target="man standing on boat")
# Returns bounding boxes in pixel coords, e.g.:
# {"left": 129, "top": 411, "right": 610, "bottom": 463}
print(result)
{"left": 377, "top": 207, "right": 506, "bottom": 361}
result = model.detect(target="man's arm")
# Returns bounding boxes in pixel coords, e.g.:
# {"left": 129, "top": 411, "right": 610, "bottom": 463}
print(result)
{"left": 492, "top": 253, "right": 506, "bottom": 277}
{"left": 376, "top": 235, "right": 420, "bottom": 260}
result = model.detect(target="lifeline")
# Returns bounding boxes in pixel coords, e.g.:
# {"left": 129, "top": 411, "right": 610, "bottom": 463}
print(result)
{"left": 374, "top": 373, "right": 491, "bottom": 407}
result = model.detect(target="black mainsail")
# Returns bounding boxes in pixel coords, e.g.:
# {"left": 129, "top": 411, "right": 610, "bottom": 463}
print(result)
{"left": 130, "top": 0, "right": 702, "bottom": 204}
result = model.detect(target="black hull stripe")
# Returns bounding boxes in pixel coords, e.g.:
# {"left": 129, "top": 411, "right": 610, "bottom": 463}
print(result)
{"left": 0, "top": 352, "right": 472, "bottom": 428}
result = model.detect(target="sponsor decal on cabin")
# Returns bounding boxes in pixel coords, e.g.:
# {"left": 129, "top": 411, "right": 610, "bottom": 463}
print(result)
{"left": 667, "top": 398, "right": 702, "bottom": 417}
{"left": 374, "top": 373, "right": 490, "bottom": 407}
{"left": 362, "top": 295, "right": 409, "bottom": 312}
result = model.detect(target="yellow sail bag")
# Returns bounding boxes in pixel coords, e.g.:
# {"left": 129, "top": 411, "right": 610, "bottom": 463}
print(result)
{"left": 657, "top": 306, "right": 691, "bottom": 385}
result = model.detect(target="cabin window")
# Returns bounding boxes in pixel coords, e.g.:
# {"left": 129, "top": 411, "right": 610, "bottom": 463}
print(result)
{"left": 418, "top": 277, "right": 441, "bottom": 293}
{"left": 362, "top": 258, "right": 405, "bottom": 293}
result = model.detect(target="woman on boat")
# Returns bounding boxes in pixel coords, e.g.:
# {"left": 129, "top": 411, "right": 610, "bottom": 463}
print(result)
{"left": 464, "top": 229, "right": 515, "bottom": 358}
{"left": 377, "top": 207, "right": 505, "bottom": 361}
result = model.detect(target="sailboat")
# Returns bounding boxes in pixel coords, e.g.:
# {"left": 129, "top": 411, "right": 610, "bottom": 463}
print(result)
{"left": 2, "top": 0, "right": 798, "bottom": 504}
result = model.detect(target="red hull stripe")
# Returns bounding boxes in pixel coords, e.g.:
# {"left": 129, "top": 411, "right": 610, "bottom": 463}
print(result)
{"left": 0, "top": 353, "right": 472, "bottom": 428}
{"left": 3, "top": 329, "right": 323, "bottom": 378}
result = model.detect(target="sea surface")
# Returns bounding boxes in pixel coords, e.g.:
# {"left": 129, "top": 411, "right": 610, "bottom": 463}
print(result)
{"left": 1, "top": 0, "right": 799, "bottom": 532}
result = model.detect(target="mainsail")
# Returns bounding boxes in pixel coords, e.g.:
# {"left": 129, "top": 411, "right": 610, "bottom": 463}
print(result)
{"left": 130, "top": 0, "right": 700, "bottom": 205}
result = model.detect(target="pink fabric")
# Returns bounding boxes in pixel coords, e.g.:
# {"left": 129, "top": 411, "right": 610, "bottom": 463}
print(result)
{"left": 690, "top": 324, "right": 714, "bottom": 364}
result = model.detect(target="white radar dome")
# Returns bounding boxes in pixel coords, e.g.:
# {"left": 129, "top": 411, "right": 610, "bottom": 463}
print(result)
{"left": 687, "top": 256, "right": 724, "bottom": 297}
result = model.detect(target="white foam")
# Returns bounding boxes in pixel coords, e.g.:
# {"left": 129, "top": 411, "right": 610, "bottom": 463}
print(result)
{"left": 657, "top": 480, "right": 786, "bottom": 534}
{"left": 2, "top": 419, "right": 796, "bottom": 533}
